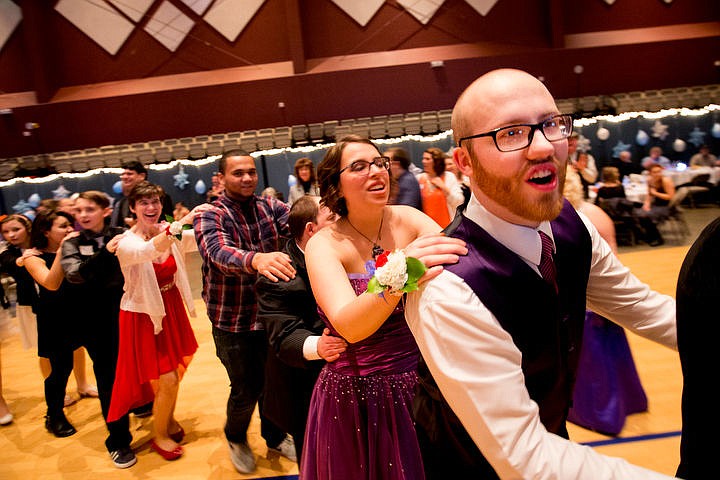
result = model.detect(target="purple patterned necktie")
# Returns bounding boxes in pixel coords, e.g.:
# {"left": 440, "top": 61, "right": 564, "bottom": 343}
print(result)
{"left": 538, "top": 231, "right": 558, "bottom": 293}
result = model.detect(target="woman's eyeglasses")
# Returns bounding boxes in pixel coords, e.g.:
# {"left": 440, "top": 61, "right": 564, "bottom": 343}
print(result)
{"left": 338, "top": 157, "right": 391, "bottom": 175}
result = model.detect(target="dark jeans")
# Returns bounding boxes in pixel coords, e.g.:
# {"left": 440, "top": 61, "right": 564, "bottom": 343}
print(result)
{"left": 212, "top": 327, "right": 285, "bottom": 447}
{"left": 83, "top": 319, "right": 132, "bottom": 453}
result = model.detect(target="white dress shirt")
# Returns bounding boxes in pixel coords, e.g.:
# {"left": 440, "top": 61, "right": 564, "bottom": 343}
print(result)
{"left": 405, "top": 194, "right": 678, "bottom": 480}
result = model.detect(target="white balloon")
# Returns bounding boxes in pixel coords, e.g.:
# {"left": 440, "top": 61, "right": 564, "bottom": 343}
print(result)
{"left": 288, "top": 174, "right": 297, "bottom": 188}
{"left": 712, "top": 123, "right": 720, "bottom": 138}
{"left": 28, "top": 193, "right": 41, "bottom": 207}
{"left": 195, "top": 179, "right": 207, "bottom": 195}
{"left": 673, "top": 138, "right": 686, "bottom": 152}
{"left": 636, "top": 129, "right": 649, "bottom": 146}
{"left": 596, "top": 127, "right": 610, "bottom": 141}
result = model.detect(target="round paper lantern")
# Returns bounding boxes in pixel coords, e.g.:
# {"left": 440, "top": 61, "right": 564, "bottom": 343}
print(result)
{"left": 712, "top": 123, "right": 720, "bottom": 138}
{"left": 28, "top": 193, "right": 41, "bottom": 207}
{"left": 673, "top": 138, "right": 687, "bottom": 152}
{"left": 635, "top": 129, "right": 649, "bottom": 146}
{"left": 596, "top": 127, "right": 610, "bottom": 141}
{"left": 112, "top": 181, "right": 123, "bottom": 194}
{"left": 194, "top": 179, "right": 207, "bottom": 195}
{"left": 288, "top": 174, "right": 297, "bottom": 188}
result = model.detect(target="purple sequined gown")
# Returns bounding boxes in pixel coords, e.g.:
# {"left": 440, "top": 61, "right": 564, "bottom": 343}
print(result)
{"left": 300, "top": 274, "right": 425, "bottom": 479}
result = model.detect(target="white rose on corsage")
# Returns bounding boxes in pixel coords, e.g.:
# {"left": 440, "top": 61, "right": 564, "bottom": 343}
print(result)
{"left": 366, "top": 249, "right": 427, "bottom": 297}
{"left": 164, "top": 214, "right": 191, "bottom": 240}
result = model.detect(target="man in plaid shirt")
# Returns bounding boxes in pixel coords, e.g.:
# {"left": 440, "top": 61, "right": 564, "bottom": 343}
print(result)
{"left": 195, "top": 149, "right": 298, "bottom": 473}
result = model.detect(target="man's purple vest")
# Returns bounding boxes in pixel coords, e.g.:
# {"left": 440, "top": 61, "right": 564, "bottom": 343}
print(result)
{"left": 414, "top": 200, "right": 592, "bottom": 477}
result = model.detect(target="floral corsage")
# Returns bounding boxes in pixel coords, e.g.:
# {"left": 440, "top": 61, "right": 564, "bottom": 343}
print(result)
{"left": 164, "top": 214, "right": 191, "bottom": 240}
{"left": 366, "top": 249, "right": 427, "bottom": 297}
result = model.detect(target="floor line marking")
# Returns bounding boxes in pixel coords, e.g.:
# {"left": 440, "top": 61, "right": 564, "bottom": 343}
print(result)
{"left": 582, "top": 430, "right": 682, "bottom": 447}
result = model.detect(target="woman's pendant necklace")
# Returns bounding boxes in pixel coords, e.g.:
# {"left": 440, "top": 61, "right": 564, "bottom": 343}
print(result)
{"left": 345, "top": 212, "right": 385, "bottom": 260}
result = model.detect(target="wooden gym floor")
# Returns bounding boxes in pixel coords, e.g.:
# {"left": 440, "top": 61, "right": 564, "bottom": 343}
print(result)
{"left": 1, "top": 206, "right": 718, "bottom": 479}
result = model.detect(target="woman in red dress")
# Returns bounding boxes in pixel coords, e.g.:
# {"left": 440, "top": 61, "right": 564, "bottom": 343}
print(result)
{"left": 106, "top": 181, "right": 209, "bottom": 460}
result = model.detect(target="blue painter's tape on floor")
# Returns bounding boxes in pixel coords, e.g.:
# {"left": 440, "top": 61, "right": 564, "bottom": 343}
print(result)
{"left": 582, "top": 430, "right": 682, "bottom": 448}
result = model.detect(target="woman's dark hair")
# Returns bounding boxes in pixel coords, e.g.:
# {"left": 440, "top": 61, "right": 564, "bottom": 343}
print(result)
{"left": 30, "top": 211, "right": 74, "bottom": 250}
{"left": 317, "top": 135, "right": 380, "bottom": 217}
{"left": 425, "top": 147, "right": 447, "bottom": 177}
{"left": 294, "top": 157, "right": 317, "bottom": 185}
{"left": 128, "top": 181, "right": 166, "bottom": 208}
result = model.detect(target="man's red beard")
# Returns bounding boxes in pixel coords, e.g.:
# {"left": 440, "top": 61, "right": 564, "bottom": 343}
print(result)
{"left": 470, "top": 154, "right": 566, "bottom": 223}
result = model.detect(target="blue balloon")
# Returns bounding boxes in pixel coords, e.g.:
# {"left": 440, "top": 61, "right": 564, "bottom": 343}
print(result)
{"left": 28, "top": 193, "right": 41, "bottom": 208}
{"left": 195, "top": 179, "right": 207, "bottom": 195}
{"left": 288, "top": 174, "right": 297, "bottom": 188}
{"left": 112, "top": 181, "right": 123, "bottom": 194}
{"left": 636, "top": 129, "right": 649, "bottom": 146}
{"left": 23, "top": 210, "right": 36, "bottom": 221}
{"left": 712, "top": 123, "right": 720, "bottom": 139}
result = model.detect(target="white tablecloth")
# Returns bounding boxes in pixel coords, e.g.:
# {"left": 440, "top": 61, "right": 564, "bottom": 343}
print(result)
{"left": 664, "top": 166, "right": 719, "bottom": 186}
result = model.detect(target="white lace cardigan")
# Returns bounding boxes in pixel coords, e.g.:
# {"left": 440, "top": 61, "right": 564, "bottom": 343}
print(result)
{"left": 116, "top": 229, "right": 196, "bottom": 334}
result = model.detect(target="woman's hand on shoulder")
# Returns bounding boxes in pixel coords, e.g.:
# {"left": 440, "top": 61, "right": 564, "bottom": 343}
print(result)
{"left": 60, "top": 231, "right": 80, "bottom": 246}
{"left": 185, "top": 203, "right": 213, "bottom": 223}
{"left": 404, "top": 232, "right": 467, "bottom": 284}
{"left": 16, "top": 248, "right": 41, "bottom": 266}
{"left": 105, "top": 233, "right": 125, "bottom": 254}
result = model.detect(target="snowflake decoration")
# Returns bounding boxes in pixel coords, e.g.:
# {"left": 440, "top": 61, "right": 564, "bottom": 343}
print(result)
{"left": 12, "top": 199, "right": 33, "bottom": 214}
{"left": 52, "top": 184, "right": 72, "bottom": 199}
{"left": 173, "top": 166, "right": 189, "bottom": 190}
{"left": 612, "top": 140, "right": 632, "bottom": 158}
{"left": 688, "top": 127, "right": 706, "bottom": 148}
{"left": 576, "top": 134, "right": 592, "bottom": 153}
{"left": 651, "top": 120, "right": 669, "bottom": 140}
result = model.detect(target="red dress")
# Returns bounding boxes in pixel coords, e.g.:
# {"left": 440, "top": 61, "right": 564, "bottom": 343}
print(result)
{"left": 108, "top": 254, "right": 198, "bottom": 422}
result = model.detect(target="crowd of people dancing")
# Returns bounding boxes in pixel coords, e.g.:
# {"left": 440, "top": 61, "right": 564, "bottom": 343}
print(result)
{"left": 0, "top": 68, "right": 712, "bottom": 479}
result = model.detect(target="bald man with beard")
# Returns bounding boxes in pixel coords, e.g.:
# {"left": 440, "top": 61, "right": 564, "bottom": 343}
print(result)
{"left": 405, "top": 68, "right": 679, "bottom": 480}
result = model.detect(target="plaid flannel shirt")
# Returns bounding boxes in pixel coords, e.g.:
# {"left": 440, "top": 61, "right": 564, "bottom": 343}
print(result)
{"left": 195, "top": 193, "right": 290, "bottom": 332}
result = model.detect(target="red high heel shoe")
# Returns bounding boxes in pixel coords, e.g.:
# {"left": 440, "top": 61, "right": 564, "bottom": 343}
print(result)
{"left": 151, "top": 440, "right": 183, "bottom": 461}
{"left": 169, "top": 426, "right": 185, "bottom": 443}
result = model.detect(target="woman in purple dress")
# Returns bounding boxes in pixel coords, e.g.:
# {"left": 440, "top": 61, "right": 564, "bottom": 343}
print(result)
{"left": 302, "top": 135, "right": 466, "bottom": 479}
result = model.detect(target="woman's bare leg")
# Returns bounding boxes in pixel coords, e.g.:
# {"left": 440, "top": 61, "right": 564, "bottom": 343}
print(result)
{"left": 152, "top": 370, "right": 180, "bottom": 451}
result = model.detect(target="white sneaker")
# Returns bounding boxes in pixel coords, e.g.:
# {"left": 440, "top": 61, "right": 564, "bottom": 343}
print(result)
{"left": 228, "top": 441, "right": 256, "bottom": 473}
{"left": 269, "top": 435, "right": 297, "bottom": 463}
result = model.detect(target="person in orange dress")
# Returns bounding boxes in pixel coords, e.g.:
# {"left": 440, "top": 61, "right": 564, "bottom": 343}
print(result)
{"left": 106, "top": 181, "right": 210, "bottom": 460}
{"left": 417, "top": 147, "right": 464, "bottom": 227}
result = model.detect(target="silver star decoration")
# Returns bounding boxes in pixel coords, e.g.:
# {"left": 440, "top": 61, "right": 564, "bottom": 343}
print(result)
{"left": 612, "top": 140, "right": 632, "bottom": 158}
{"left": 688, "top": 127, "right": 706, "bottom": 148}
{"left": 651, "top": 120, "right": 669, "bottom": 140}
{"left": 173, "top": 166, "right": 190, "bottom": 190}
{"left": 576, "top": 134, "right": 592, "bottom": 153}
{"left": 52, "top": 184, "right": 72, "bottom": 199}
{"left": 12, "top": 199, "right": 33, "bottom": 213}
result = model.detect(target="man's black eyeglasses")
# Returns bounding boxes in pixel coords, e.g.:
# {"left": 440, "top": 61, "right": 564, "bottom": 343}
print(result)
{"left": 338, "top": 157, "right": 391, "bottom": 175}
{"left": 458, "top": 114, "right": 574, "bottom": 152}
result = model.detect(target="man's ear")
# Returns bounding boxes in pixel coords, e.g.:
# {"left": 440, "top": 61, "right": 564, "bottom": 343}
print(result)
{"left": 104, "top": 206, "right": 113, "bottom": 218}
{"left": 455, "top": 147, "right": 473, "bottom": 178}
{"left": 305, "top": 221, "right": 318, "bottom": 237}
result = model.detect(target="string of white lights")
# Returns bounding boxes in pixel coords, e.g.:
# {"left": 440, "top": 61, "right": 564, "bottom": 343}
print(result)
{"left": 2, "top": 103, "right": 718, "bottom": 189}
